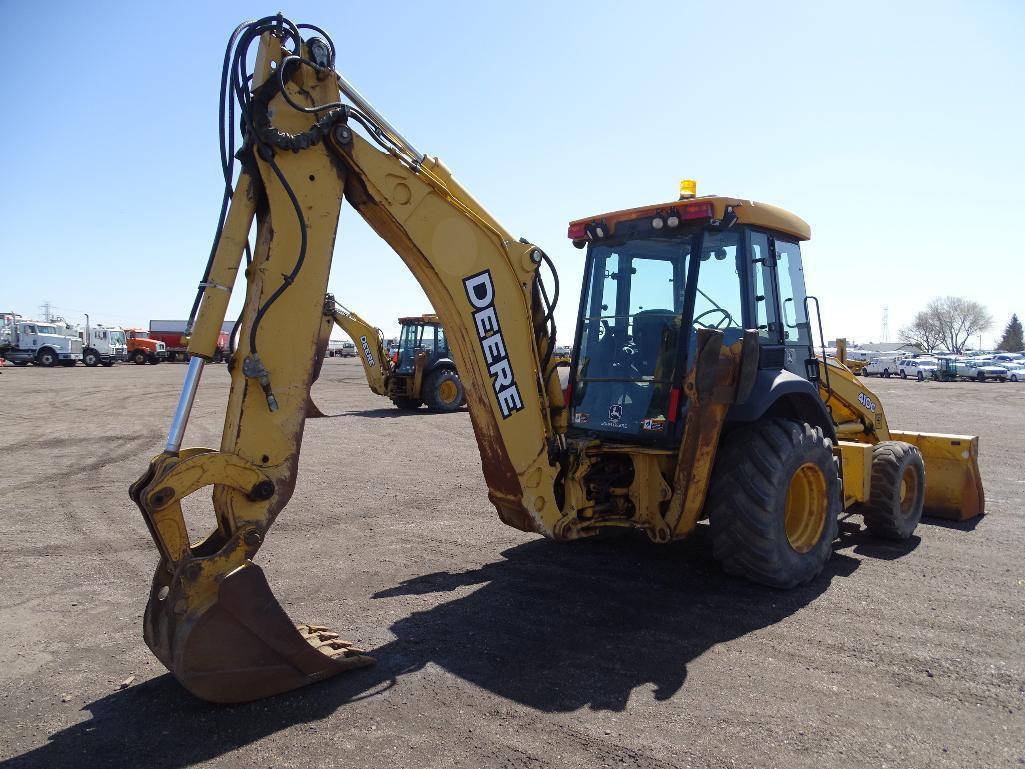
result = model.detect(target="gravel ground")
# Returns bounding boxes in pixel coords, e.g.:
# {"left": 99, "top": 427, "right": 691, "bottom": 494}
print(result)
{"left": 0, "top": 358, "right": 1022, "bottom": 769}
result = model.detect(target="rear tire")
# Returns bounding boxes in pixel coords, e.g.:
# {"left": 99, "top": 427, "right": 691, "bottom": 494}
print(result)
{"left": 1012, "top": 374, "right": 1019, "bottom": 382}
{"left": 423, "top": 368, "right": 464, "bottom": 413}
{"left": 883, "top": 368, "right": 890, "bottom": 378}
{"left": 83, "top": 350, "right": 100, "bottom": 367}
{"left": 863, "top": 441, "right": 925, "bottom": 540}
{"left": 977, "top": 371, "right": 985, "bottom": 382}
{"left": 36, "top": 348, "right": 57, "bottom": 367}
{"left": 917, "top": 371, "right": 924, "bottom": 381}
{"left": 391, "top": 397, "right": 423, "bottom": 410}
{"left": 707, "top": 419, "right": 840, "bottom": 589}
{"left": 901, "top": 370, "right": 907, "bottom": 379}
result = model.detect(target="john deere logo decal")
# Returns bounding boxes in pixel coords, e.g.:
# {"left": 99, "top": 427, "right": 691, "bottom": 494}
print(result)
{"left": 608, "top": 404, "right": 623, "bottom": 422}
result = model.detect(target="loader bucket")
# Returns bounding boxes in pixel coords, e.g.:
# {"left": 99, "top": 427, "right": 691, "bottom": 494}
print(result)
{"left": 144, "top": 558, "right": 374, "bottom": 704}
{"left": 889, "top": 431, "right": 985, "bottom": 521}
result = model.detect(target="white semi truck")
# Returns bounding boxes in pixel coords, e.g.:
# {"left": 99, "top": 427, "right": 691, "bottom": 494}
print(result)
{"left": 79, "top": 317, "right": 128, "bottom": 367}
{"left": 1, "top": 313, "right": 83, "bottom": 367}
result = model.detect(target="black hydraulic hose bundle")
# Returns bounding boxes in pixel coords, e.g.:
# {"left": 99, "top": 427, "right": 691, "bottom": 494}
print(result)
{"left": 192, "top": 15, "right": 562, "bottom": 369}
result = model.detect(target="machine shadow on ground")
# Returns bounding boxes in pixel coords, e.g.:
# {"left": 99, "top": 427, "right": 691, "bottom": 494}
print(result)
{"left": 3, "top": 531, "right": 873, "bottom": 769}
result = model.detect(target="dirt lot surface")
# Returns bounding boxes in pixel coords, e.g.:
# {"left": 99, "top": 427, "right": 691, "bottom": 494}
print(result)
{"left": 1, "top": 359, "right": 1022, "bottom": 769}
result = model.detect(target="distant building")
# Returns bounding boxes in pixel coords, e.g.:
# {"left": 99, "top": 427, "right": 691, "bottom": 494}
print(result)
{"left": 830, "top": 341, "right": 921, "bottom": 354}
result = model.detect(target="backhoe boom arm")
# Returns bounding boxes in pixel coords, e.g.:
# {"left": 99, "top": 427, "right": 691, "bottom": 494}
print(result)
{"left": 129, "top": 21, "right": 566, "bottom": 702}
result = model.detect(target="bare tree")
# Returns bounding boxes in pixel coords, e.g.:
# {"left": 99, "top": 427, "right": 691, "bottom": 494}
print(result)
{"left": 902, "top": 297, "right": 991, "bottom": 353}
{"left": 898, "top": 310, "right": 944, "bottom": 352}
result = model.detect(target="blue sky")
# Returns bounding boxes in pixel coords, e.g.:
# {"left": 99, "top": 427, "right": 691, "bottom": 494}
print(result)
{"left": 2, "top": 1, "right": 1022, "bottom": 346}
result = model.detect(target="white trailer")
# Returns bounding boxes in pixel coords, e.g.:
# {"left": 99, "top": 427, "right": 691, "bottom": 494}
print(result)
{"left": 1, "top": 313, "right": 83, "bottom": 367}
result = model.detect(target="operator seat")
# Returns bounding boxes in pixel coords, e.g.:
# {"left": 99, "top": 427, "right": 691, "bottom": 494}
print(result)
{"left": 630, "top": 309, "right": 679, "bottom": 370}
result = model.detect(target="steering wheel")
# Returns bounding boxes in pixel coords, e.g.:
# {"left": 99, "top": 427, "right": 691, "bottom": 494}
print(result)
{"left": 692, "top": 308, "right": 736, "bottom": 329}
{"left": 598, "top": 318, "right": 610, "bottom": 338}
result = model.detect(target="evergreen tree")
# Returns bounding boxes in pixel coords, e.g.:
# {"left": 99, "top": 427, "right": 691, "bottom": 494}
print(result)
{"left": 997, "top": 314, "right": 1024, "bottom": 352}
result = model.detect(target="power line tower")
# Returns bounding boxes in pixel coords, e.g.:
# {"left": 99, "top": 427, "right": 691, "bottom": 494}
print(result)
{"left": 39, "top": 301, "right": 52, "bottom": 322}
{"left": 881, "top": 306, "right": 889, "bottom": 343}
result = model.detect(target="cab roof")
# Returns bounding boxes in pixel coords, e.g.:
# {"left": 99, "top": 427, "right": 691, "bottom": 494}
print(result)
{"left": 398, "top": 314, "right": 440, "bottom": 325}
{"left": 568, "top": 195, "right": 811, "bottom": 243}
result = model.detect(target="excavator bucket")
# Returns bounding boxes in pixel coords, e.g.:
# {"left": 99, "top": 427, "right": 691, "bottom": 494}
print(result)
{"left": 130, "top": 450, "right": 375, "bottom": 704}
{"left": 890, "top": 431, "right": 985, "bottom": 521}
{"left": 143, "top": 557, "right": 374, "bottom": 704}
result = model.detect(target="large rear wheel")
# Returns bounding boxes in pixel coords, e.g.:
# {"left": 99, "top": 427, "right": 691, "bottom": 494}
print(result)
{"left": 707, "top": 419, "right": 840, "bottom": 589}
{"left": 423, "top": 368, "right": 464, "bottom": 413}
{"left": 83, "top": 350, "right": 100, "bottom": 367}
{"left": 863, "top": 441, "right": 925, "bottom": 540}
{"left": 391, "top": 396, "right": 423, "bottom": 410}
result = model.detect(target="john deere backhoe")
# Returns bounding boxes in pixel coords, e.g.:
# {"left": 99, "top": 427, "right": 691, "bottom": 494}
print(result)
{"left": 324, "top": 298, "right": 464, "bottom": 411}
{"left": 130, "top": 16, "right": 984, "bottom": 704}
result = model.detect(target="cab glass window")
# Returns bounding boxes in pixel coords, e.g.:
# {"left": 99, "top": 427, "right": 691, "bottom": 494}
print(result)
{"left": 774, "top": 239, "right": 810, "bottom": 345}
{"left": 692, "top": 230, "right": 744, "bottom": 342}
{"left": 572, "top": 236, "right": 690, "bottom": 439}
{"left": 748, "top": 231, "right": 776, "bottom": 342}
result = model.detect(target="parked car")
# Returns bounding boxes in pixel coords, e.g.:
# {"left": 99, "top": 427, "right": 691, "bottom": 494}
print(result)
{"left": 991, "top": 352, "right": 1025, "bottom": 365}
{"left": 953, "top": 359, "right": 1007, "bottom": 382}
{"left": 897, "top": 357, "right": 938, "bottom": 381}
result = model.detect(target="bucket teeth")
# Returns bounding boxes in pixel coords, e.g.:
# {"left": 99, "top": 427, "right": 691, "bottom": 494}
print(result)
{"left": 298, "top": 624, "right": 368, "bottom": 657}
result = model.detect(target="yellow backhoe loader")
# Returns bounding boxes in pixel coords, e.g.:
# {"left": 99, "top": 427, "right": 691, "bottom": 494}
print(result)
{"left": 324, "top": 298, "right": 464, "bottom": 411}
{"left": 130, "top": 17, "right": 984, "bottom": 704}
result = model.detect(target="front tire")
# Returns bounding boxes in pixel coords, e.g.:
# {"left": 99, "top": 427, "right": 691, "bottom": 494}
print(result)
{"left": 132, "top": 350, "right": 147, "bottom": 365}
{"left": 863, "top": 441, "right": 925, "bottom": 540}
{"left": 423, "top": 368, "right": 464, "bottom": 413}
{"left": 901, "top": 370, "right": 907, "bottom": 379}
{"left": 883, "top": 368, "right": 890, "bottom": 378}
{"left": 707, "top": 419, "right": 841, "bottom": 589}
{"left": 917, "top": 371, "right": 924, "bottom": 381}
{"left": 36, "top": 349, "right": 57, "bottom": 367}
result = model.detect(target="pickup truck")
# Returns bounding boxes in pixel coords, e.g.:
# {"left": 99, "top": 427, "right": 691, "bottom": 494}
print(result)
{"left": 954, "top": 359, "right": 1007, "bottom": 382}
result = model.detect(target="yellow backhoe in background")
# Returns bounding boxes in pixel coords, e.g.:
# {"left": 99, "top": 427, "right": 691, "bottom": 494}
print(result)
{"left": 129, "top": 16, "right": 984, "bottom": 704}
{"left": 323, "top": 298, "right": 464, "bottom": 411}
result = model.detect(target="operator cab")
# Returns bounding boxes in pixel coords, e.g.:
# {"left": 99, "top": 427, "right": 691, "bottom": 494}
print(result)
{"left": 566, "top": 186, "right": 814, "bottom": 444}
{"left": 394, "top": 314, "right": 452, "bottom": 374}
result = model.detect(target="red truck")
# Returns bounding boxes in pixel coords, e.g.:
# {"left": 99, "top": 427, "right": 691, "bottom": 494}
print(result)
{"left": 149, "top": 320, "right": 230, "bottom": 362}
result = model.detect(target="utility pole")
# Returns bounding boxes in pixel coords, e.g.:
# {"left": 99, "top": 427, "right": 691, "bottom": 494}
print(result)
{"left": 40, "top": 301, "right": 52, "bottom": 322}
{"left": 881, "top": 306, "right": 889, "bottom": 343}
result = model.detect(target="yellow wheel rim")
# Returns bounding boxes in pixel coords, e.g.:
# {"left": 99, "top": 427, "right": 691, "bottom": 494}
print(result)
{"left": 899, "top": 464, "right": 919, "bottom": 514}
{"left": 784, "top": 462, "right": 828, "bottom": 553}
{"left": 438, "top": 379, "right": 459, "bottom": 405}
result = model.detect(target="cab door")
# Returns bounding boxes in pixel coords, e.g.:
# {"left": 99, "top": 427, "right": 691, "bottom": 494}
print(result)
{"left": 771, "top": 236, "right": 813, "bottom": 377}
